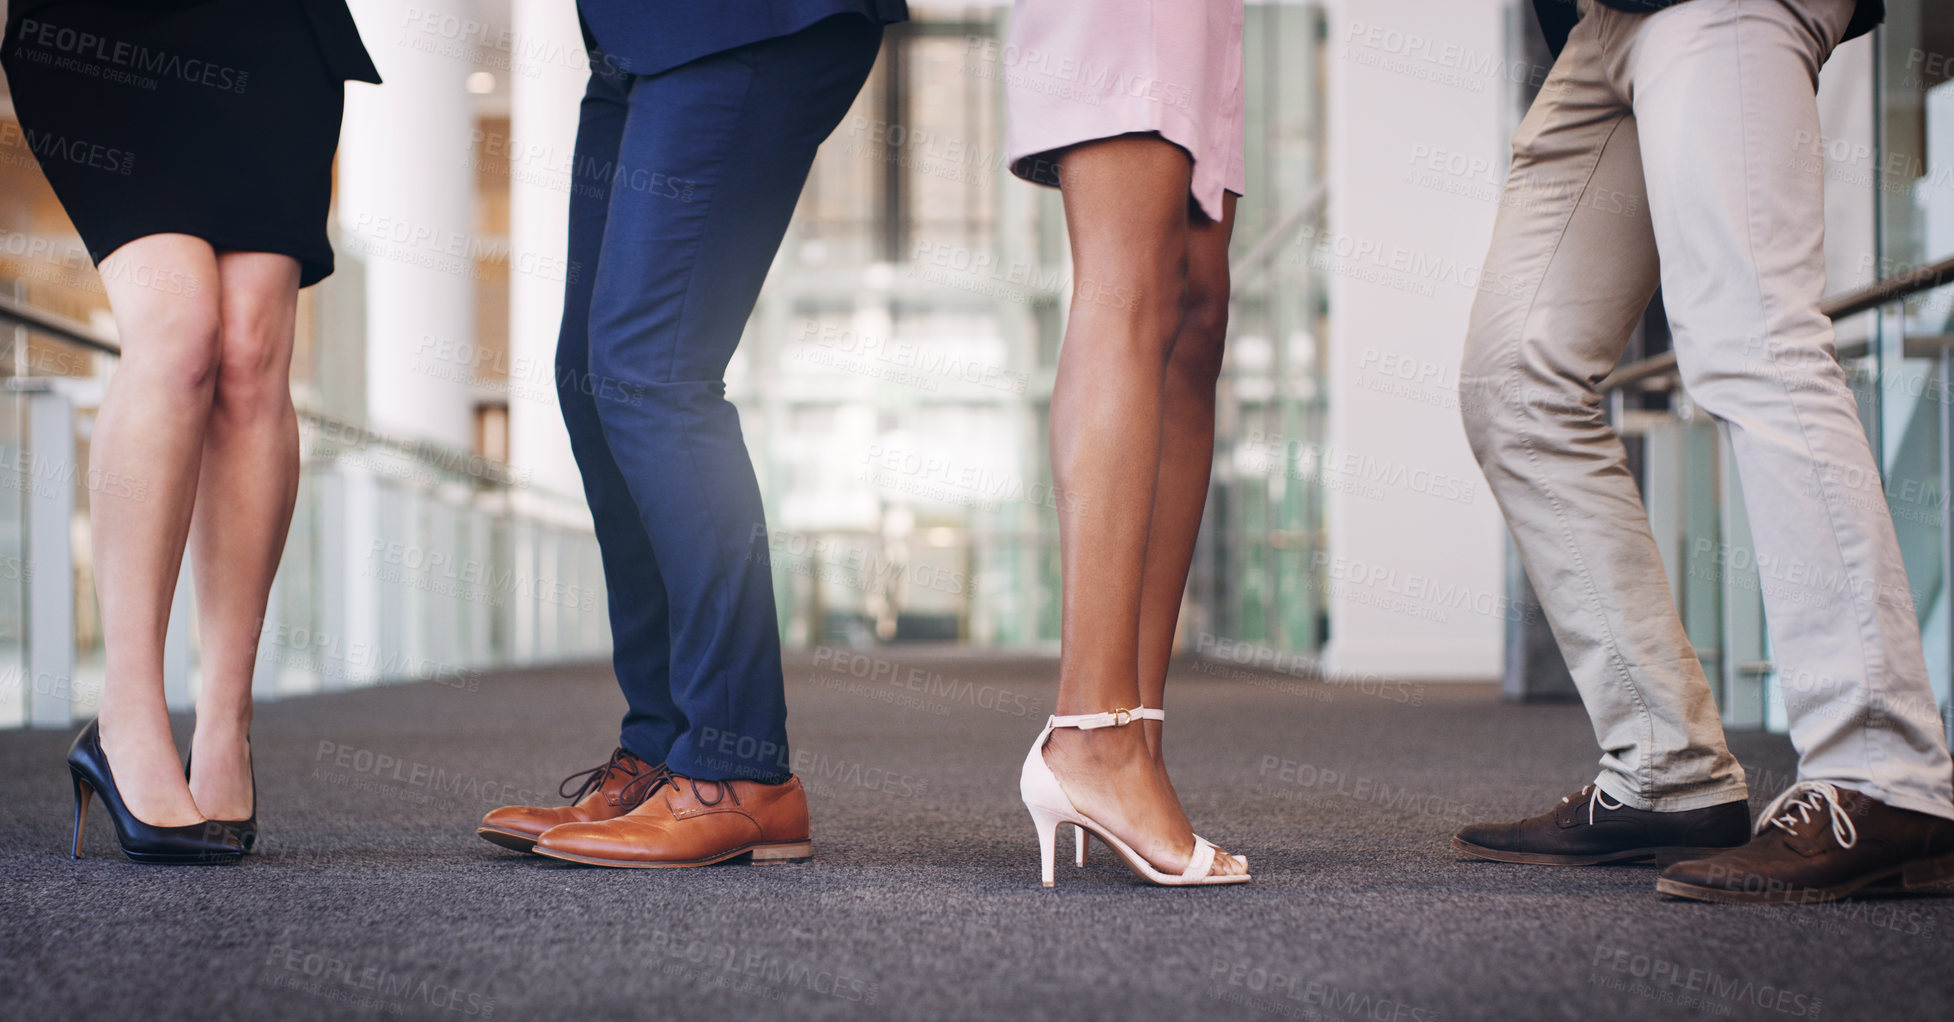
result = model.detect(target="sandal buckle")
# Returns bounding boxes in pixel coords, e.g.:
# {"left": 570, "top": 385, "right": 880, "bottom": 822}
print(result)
{"left": 1113, "top": 708, "right": 1131, "bottom": 727}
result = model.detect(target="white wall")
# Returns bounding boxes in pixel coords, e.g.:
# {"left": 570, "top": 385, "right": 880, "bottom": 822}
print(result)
{"left": 1321, "top": 0, "right": 1515, "bottom": 679}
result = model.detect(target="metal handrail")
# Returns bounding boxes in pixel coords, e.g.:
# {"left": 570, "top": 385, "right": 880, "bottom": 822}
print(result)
{"left": 0, "top": 290, "right": 521, "bottom": 488}
{"left": 1597, "top": 254, "right": 1954, "bottom": 393}
{"left": 0, "top": 293, "right": 120, "bottom": 357}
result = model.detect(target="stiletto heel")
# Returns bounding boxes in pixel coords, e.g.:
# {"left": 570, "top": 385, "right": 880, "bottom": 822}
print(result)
{"left": 1030, "top": 804, "right": 1063, "bottom": 887}
{"left": 186, "top": 745, "right": 258, "bottom": 852}
{"left": 1019, "top": 707, "right": 1249, "bottom": 887}
{"left": 66, "top": 719, "right": 243, "bottom": 865}
{"left": 71, "top": 773, "right": 93, "bottom": 859}
{"left": 1075, "top": 825, "right": 1088, "bottom": 867}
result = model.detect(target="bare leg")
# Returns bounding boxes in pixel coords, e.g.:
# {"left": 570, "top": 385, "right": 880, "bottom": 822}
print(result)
{"left": 186, "top": 252, "right": 301, "bottom": 820}
{"left": 91, "top": 234, "right": 223, "bottom": 828}
{"left": 1042, "top": 135, "right": 1243, "bottom": 876}
{"left": 1134, "top": 194, "right": 1235, "bottom": 767}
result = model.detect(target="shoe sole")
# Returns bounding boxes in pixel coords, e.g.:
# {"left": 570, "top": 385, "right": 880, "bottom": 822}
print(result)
{"left": 1451, "top": 835, "right": 1732, "bottom": 867}
{"left": 1655, "top": 852, "right": 1954, "bottom": 905}
{"left": 530, "top": 840, "right": 813, "bottom": 869}
{"left": 476, "top": 826, "right": 542, "bottom": 854}
{"left": 118, "top": 849, "right": 245, "bottom": 865}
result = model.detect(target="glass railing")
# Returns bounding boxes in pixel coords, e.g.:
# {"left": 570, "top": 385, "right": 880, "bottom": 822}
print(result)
{"left": 0, "top": 291, "right": 609, "bottom": 730}
{"left": 728, "top": 1, "right": 1333, "bottom": 666}
{"left": 759, "top": 527, "right": 1057, "bottom": 648}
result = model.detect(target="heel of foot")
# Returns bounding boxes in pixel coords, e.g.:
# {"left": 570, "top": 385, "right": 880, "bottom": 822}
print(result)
{"left": 1901, "top": 852, "right": 1954, "bottom": 888}
{"left": 747, "top": 841, "right": 813, "bottom": 864}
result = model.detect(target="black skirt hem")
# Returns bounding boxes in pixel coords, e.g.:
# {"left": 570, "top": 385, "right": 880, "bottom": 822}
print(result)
{"left": 89, "top": 226, "right": 336, "bottom": 290}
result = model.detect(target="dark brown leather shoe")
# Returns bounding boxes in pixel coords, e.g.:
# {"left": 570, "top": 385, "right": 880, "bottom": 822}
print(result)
{"left": 476, "top": 748, "right": 670, "bottom": 853}
{"left": 1453, "top": 784, "right": 1749, "bottom": 865}
{"left": 531, "top": 773, "right": 812, "bottom": 868}
{"left": 1658, "top": 782, "right": 1954, "bottom": 904}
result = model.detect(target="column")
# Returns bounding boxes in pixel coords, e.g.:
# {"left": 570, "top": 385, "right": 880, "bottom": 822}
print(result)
{"left": 505, "top": 0, "right": 588, "bottom": 497}
{"left": 337, "top": 0, "right": 478, "bottom": 450}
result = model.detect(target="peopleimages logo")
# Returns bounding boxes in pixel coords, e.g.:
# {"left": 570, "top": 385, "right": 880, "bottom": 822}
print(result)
{"left": 13, "top": 18, "right": 249, "bottom": 92}
{"left": 1591, "top": 945, "right": 1821, "bottom": 1018}
{"left": 0, "top": 123, "right": 133, "bottom": 175}
{"left": 810, "top": 646, "right": 1041, "bottom": 718}
{"left": 1208, "top": 958, "right": 1439, "bottom": 1022}
{"left": 265, "top": 942, "right": 495, "bottom": 1017}
{"left": 1195, "top": 632, "right": 1425, "bottom": 705}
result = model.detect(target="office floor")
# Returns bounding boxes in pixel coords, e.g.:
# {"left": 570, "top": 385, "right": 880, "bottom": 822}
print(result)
{"left": 1, "top": 649, "right": 1946, "bottom": 1021}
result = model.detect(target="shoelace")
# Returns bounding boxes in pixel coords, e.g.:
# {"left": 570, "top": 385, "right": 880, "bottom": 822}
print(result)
{"left": 1561, "top": 784, "right": 1626, "bottom": 826}
{"left": 685, "top": 778, "right": 736, "bottom": 807}
{"left": 618, "top": 764, "right": 675, "bottom": 807}
{"left": 558, "top": 749, "right": 671, "bottom": 808}
{"left": 1756, "top": 780, "right": 1858, "bottom": 849}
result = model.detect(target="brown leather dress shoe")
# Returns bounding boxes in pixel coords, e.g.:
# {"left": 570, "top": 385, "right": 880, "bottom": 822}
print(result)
{"left": 1453, "top": 784, "right": 1749, "bottom": 865}
{"left": 531, "top": 773, "right": 813, "bottom": 868}
{"left": 1658, "top": 781, "right": 1954, "bottom": 904}
{"left": 476, "top": 748, "right": 670, "bottom": 853}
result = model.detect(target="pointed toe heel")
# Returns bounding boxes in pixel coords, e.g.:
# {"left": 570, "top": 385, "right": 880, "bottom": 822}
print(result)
{"left": 68, "top": 720, "right": 243, "bottom": 865}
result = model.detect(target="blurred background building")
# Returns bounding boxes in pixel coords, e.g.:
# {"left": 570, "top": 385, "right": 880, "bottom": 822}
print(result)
{"left": 1, "top": 0, "right": 1950, "bottom": 745}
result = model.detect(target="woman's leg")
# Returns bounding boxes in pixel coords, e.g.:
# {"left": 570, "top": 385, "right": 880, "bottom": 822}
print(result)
{"left": 1043, "top": 135, "right": 1242, "bottom": 876}
{"left": 185, "top": 251, "right": 302, "bottom": 820}
{"left": 91, "top": 234, "right": 224, "bottom": 827}
{"left": 1134, "top": 195, "right": 1236, "bottom": 765}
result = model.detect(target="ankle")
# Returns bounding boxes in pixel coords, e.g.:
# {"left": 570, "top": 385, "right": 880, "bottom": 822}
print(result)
{"left": 191, "top": 708, "right": 253, "bottom": 748}
{"left": 1046, "top": 724, "right": 1146, "bottom": 767}
{"left": 97, "top": 702, "right": 173, "bottom": 745}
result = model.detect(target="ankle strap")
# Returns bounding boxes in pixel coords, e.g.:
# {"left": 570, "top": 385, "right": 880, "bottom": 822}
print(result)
{"left": 1046, "top": 707, "right": 1165, "bottom": 730}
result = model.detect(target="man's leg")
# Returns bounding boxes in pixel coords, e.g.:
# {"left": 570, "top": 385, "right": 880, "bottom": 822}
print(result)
{"left": 583, "top": 15, "right": 887, "bottom": 784}
{"left": 1625, "top": 0, "right": 1954, "bottom": 903}
{"left": 475, "top": 53, "right": 679, "bottom": 856}
{"left": 1459, "top": 13, "right": 1747, "bottom": 813}
{"left": 554, "top": 58, "right": 684, "bottom": 767}
{"left": 1621, "top": 0, "right": 1954, "bottom": 902}
{"left": 1451, "top": 8, "right": 1755, "bottom": 867}
{"left": 1627, "top": 0, "right": 1954, "bottom": 822}
{"left": 528, "top": 16, "right": 884, "bottom": 869}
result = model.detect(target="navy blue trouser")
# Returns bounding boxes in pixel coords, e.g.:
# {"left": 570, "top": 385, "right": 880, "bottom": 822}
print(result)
{"left": 556, "top": 14, "right": 883, "bottom": 782}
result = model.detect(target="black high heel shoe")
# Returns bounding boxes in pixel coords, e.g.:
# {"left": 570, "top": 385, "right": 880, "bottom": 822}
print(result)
{"left": 185, "top": 744, "right": 257, "bottom": 852}
{"left": 68, "top": 719, "right": 244, "bottom": 864}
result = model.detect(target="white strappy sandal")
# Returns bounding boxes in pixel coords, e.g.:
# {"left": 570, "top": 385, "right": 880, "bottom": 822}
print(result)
{"left": 1020, "top": 707, "right": 1250, "bottom": 887}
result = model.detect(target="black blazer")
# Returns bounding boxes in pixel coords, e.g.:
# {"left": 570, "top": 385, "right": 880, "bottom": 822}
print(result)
{"left": 6, "top": 0, "right": 380, "bottom": 83}
{"left": 1531, "top": 0, "right": 1884, "bottom": 56}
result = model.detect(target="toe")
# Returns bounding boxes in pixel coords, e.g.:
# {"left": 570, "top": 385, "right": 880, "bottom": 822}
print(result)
{"left": 1455, "top": 821, "right": 1520, "bottom": 851}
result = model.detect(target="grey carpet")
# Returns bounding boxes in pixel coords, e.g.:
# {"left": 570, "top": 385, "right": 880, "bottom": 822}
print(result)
{"left": 1, "top": 649, "right": 1947, "bottom": 1022}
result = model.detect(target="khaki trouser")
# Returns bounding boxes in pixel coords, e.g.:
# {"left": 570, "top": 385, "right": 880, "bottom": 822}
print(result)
{"left": 1460, "top": 0, "right": 1954, "bottom": 820}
